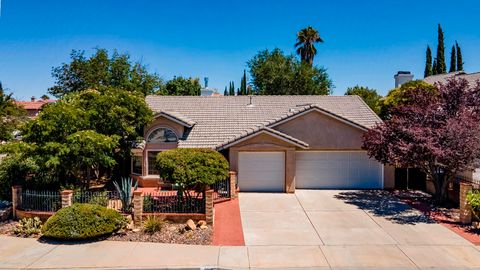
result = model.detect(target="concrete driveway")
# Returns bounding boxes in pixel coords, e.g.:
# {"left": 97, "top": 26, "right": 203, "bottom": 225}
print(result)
{"left": 239, "top": 189, "right": 480, "bottom": 269}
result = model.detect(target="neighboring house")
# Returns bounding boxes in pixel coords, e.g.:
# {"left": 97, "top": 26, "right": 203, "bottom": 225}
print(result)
{"left": 132, "top": 95, "right": 395, "bottom": 193}
{"left": 16, "top": 97, "right": 55, "bottom": 117}
{"left": 423, "top": 71, "right": 480, "bottom": 86}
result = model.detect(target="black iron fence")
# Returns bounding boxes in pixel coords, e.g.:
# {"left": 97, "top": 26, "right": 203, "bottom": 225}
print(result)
{"left": 19, "top": 190, "right": 62, "bottom": 212}
{"left": 212, "top": 178, "right": 231, "bottom": 202}
{"left": 143, "top": 191, "right": 205, "bottom": 213}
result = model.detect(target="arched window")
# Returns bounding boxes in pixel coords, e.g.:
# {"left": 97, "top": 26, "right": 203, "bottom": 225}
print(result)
{"left": 147, "top": 127, "right": 178, "bottom": 143}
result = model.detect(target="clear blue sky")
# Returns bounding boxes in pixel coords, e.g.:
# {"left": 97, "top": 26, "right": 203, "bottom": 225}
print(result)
{"left": 1, "top": 0, "right": 479, "bottom": 100}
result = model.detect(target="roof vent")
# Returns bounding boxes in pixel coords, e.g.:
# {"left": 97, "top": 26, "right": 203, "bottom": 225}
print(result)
{"left": 247, "top": 96, "right": 254, "bottom": 107}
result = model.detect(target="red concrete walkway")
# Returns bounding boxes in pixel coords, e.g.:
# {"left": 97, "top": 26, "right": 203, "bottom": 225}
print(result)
{"left": 212, "top": 198, "right": 245, "bottom": 246}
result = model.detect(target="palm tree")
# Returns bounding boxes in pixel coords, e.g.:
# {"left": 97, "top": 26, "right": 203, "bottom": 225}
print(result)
{"left": 295, "top": 26, "right": 324, "bottom": 65}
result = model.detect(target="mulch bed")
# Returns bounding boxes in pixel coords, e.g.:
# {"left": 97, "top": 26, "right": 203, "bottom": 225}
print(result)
{"left": 0, "top": 221, "right": 19, "bottom": 237}
{"left": 108, "top": 223, "right": 212, "bottom": 245}
{"left": 0, "top": 219, "right": 212, "bottom": 245}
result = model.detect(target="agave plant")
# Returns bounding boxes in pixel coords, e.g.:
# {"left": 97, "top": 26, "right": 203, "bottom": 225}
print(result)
{"left": 113, "top": 177, "right": 138, "bottom": 212}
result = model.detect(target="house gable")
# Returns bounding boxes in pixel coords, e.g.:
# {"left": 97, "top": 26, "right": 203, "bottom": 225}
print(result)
{"left": 273, "top": 110, "right": 365, "bottom": 150}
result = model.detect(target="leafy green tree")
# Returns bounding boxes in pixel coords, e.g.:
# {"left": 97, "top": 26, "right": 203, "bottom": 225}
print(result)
{"left": 9, "top": 88, "right": 153, "bottom": 188}
{"left": 248, "top": 48, "right": 332, "bottom": 95}
{"left": 295, "top": 26, "right": 323, "bottom": 65}
{"left": 156, "top": 148, "right": 229, "bottom": 198}
{"left": 378, "top": 80, "right": 437, "bottom": 120}
{"left": 40, "top": 94, "right": 50, "bottom": 100}
{"left": 49, "top": 48, "right": 163, "bottom": 97}
{"left": 456, "top": 41, "right": 464, "bottom": 71}
{"left": 435, "top": 24, "right": 446, "bottom": 74}
{"left": 162, "top": 76, "right": 201, "bottom": 96}
{"left": 345, "top": 86, "right": 381, "bottom": 114}
{"left": 449, "top": 45, "right": 456, "bottom": 72}
{"left": 424, "top": 46, "right": 433, "bottom": 77}
{"left": 0, "top": 82, "right": 27, "bottom": 141}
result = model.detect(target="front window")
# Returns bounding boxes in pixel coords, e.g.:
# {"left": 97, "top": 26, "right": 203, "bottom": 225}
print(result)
{"left": 147, "top": 151, "right": 161, "bottom": 175}
{"left": 147, "top": 127, "right": 178, "bottom": 143}
{"left": 132, "top": 156, "right": 142, "bottom": 175}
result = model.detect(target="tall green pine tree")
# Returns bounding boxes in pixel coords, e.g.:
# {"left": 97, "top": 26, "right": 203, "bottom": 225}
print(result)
{"left": 432, "top": 58, "right": 438, "bottom": 75}
{"left": 449, "top": 45, "right": 456, "bottom": 73}
{"left": 229, "top": 81, "right": 235, "bottom": 96}
{"left": 456, "top": 41, "right": 464, "bottom": 71}
{"left": 224, "top": 86, "right": 228, "bottom": 96}
{"left": 435, "top": 24, "right": 446, "bottom": 74}
{"left": 424, "top": 46, "right": 433, "bottom": 77}
{"left": 240, "top": 70, "right": 247, "bottom": 95}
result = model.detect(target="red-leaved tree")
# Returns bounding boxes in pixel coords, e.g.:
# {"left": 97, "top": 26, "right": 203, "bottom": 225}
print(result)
{"left": 363, "top": 79, "right": 480, "bottom": 203}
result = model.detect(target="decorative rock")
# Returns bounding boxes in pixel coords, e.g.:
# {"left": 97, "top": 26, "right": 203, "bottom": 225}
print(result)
{"left": 186, "top": 219, "right": 196, "bottom": 231}
{"left": 200, "top": 225, "right": 208, "bottom": 230}
{"left": 168, "top": 226, "right": 177, "bottom": 231}
{"left": 132, "top": 228, "right": 141, "bottom": 233}
{"left": 197, "top": 220, "right": 207, "bottom": 227}
{"left": 185, "top": 230, "right": 194, "bottom": 238}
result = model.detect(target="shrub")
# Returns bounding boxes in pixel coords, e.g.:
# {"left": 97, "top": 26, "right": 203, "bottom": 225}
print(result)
{"left": 143, "top": 215, "right": 165, "bottom": 234}
{"left": 467, "top": 190, "right": 480, "bottom": 220}
{"left": 156, "top": 148, "right": 229, "bottom": 193}
{"left": 41, "top": 203, "right": 127, "bottom": 240}
{"left": 13, "top": 217, "right": 42, "bottom": 236}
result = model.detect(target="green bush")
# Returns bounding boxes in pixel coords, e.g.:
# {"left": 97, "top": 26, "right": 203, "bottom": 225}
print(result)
{"left": 143, "top": 215, "right": 165, "bottom": 234}
{"left": 467, "top": 190, "right": 480, "bottom": 220}
{"left": 156, "top": 148, "right": 229, "bottom": 193}
{"left": 41, "top": 203, "right": 127, "bottom": 240}
{"left": 13, "top": 217, "right": 42, "bottom": 236}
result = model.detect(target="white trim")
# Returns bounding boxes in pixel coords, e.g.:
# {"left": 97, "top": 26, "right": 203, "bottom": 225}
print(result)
{"left": 269, "top": 107, "right": 369, "bottom": 132}
{"left": 153, "top": 112, "right": 194, "bottom": 128}
{"left": 146, "top": 126, "right": 179, "bottom": 144}
{"left": 218, "top": 129, "right": 309, "bottom": 150}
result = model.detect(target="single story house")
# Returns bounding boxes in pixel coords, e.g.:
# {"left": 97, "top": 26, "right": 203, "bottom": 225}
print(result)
{"left": 132, "top": 95, "right": 395, "bottom": 193}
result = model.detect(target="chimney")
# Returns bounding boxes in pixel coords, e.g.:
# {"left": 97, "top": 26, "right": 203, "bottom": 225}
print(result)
{"left": 394, "top": 71, "right": 414, "bottom": 88}
{"left": 204, "top": 77, "right": 209, "bottom": 88}
{"left": 31, "top": 96, "right": 36, "bottom": 102}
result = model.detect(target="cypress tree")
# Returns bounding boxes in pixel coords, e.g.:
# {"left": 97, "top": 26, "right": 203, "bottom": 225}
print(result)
{"left": 449, "top": 45, "right": 456, "bottom": 73}
{"left": 224, "top": 86, "right": 228, "bottom": 96}
{"left": 229, "top": 81, "right": 235, "bottom": 96}
{"left": 456, "top": 41, "right": 464, "bottom": 71}
{"left": 435, "top": 24, "right": 446, "bottom": 74}
{"left": 424, "top": 46, "right": 433, "bottom": 77}
{"left": 240, "top": 70, "right": 247, "bottom": 95}
{"left": 432, "top": 58, "right": 438, "bottom": 75}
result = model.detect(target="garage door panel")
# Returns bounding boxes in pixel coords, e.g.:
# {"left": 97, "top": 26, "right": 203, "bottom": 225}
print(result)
{"left": 238, "top": 152, "right": 285, "bottom": 192}
{"left": 296, "top": 151, "right": 382, "bottom": 189}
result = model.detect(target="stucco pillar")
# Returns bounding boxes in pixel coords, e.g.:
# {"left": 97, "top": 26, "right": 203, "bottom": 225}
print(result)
{"left": 285, "top": 149, "right": 296, "bottom": 193}
{"left": 11, "top": 186, "right": 22, "bottom": 219}
{"left": 205, "top": 189, "right": 214, "bottom": 225}
{"left": 229, "top": 171, "right": 237, "bottom": 198}
{"left": 460, "top": 182, "right": 473, "bottom": 224}
{"left": 61, "top": 190, "right": 73, "bottom": 208}
{"left": 133, "top": 190, "right": 143, "bottom": 228}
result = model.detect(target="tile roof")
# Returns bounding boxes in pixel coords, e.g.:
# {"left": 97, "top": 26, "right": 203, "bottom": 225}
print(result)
{"left": 423, "top": 71, "right": 480, "bottom": 86}
{"left": 15, "top": 100, "right": 55, "bottom": 110}
{"left": 145, "top": 95, "right": 382, "bottom": 149}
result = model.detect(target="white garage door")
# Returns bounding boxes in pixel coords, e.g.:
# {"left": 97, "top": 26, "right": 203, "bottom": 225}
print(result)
{"left": 296, "top": 151, "right": 383, "bottom": 189}
{"left": 238, "top": 152, "right": 285, "bottom": 192}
